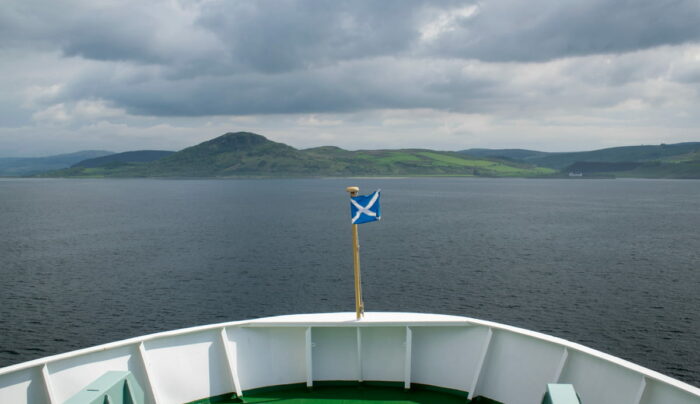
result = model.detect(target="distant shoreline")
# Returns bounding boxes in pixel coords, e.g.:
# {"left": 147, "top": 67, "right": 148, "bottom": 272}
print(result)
{"left": 5, "top": 132, "right": 700, "bottom": 180}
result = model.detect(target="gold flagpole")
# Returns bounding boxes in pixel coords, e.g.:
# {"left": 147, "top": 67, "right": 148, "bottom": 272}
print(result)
{"left": 346, "top": 186, "right": 364, "bottom": 319}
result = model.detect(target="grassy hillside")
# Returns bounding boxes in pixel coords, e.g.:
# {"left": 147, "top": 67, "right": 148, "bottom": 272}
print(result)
{"left": 37, "top": 134, "right": 700, "bottom": 179}
{"left": 461, "top": 143, "right": 700, "bottom": 168}
{"left": 527, "top": 143, "right": 700, "bottom": 169}
{"left": 43, "top": 132, "right": 554, "bottom": 178}
{"left": 73, "top": 150, "right": 174, "bottom": 168}
{"left": 460, "top": 148, "right": 550, "bottom": 161}
{"left": 613, "top": 160, "right": 700, "bottom": 179}
{"left": 0, "top": 150, "right": 113, "bottom": 176}
{"left": 464, "top": 142, "right": 700, "bottom": 178}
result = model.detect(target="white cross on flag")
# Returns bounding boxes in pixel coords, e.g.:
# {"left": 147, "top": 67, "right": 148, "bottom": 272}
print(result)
{"left": 350, "top": 190, "right": 381, "bottom": 224}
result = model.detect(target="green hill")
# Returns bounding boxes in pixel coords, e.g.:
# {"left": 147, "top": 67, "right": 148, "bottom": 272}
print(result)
{"left": 37, "top": 134, "right": 700, "bottom": 179}
{"left": 462, "top": 142, "right": 700, "bottom": 178}
{"left": 73, "top": 150, "right": 174, "bottom": 168}
{"left": 460, "top": 148, "right": 549, "bottom": 161}
{"left": 0, "top": 150, "right": 113, "bottom": 176}
{"left": 463, "top": 143, "right": 700, "bottom": 169}
{"left": 609, "top": 160, "right": 700, "bottom": 179}
{"left": 529, "top": 143, "right": 700, "bottom": 169}
{"left": 43, "top": 132, "right": 554, "bottom": 178}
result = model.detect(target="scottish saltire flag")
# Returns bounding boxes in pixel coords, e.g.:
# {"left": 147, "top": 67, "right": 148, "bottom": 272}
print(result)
{"left": 350, "top": 190, "right": 381, "bottom": 224}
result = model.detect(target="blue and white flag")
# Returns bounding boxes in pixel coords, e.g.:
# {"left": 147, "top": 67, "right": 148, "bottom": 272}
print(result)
{"left": 350, "top": 190, "right": 381, "bottom": 224}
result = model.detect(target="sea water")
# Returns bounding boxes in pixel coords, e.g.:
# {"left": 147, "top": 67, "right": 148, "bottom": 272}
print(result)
{"left": 0, "top": 177, "right": 698, "bottom": 386}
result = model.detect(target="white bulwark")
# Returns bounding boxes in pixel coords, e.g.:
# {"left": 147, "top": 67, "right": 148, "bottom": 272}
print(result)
{"left": 0, "top": 312, "right": 698, "bottom": 404}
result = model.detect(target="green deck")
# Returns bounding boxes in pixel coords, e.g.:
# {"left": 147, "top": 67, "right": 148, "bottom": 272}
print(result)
{"left": 188, "top": 383, "right": 501, "bottom": 404}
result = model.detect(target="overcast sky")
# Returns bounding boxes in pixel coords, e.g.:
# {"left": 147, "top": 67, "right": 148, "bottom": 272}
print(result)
{"left": 1, "top": 0, "right": 700, "bottom": 156}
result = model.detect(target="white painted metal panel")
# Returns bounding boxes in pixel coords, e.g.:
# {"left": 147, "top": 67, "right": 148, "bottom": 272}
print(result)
{"left": 476, "top": 329, "right": 565, "bottom": 404}
{"left": 248, "top": 312, "right": 469, "bottom": 326}
{"left": 306, "top": 327, "right": 313, "bottom": 387}
{"left": 144, "top": 330, "right": 229, "bottom": 404}
{"left": 468, "top": 326, "right": 492, "bottom": 399}
{"left": 0, "top": 313, "right": 698, "bottom": 404}
{"left": 403, "top": 327, "right": 411, "bottom": 389}
{"left": 410, "top": 325, "right": 487, "bottom": 393}
{"left": 552, "top": 348, "right": 569, "bottom": 383}
{"left": 356, "top": 328, "right": 362, "bottom": 382}
{"left": 560, "top": 351, "right": 659, "bottom": 404}
{"left": 138, "top": 342, "right": 160, "bottom": 404}
{"left": 44, "top": 345, "right": 146, "bottom": 404}
{"left": 360, "top": 327, "right": 405, "bottom": 382}
{"left": 219, "top": 328, "right": 242, "bottom": 397}
{"left": 41, "top": 364, "right": 56, "bottom": 404}
{"left": 640, "top": 378, "right": 700, "bottom": 404}
{"left": 230, "top": 327, "right": 306, "bottom": 391}
{"left": 0, "top": 367, "right": 46, "bottom": 404}
{"left": 312, "top": 327, "right": 358, "bottom": 381}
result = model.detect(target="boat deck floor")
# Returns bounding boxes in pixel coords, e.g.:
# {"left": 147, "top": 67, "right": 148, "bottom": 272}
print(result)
{"left": 195, "top": 385, "right": 474, "bottom": 403}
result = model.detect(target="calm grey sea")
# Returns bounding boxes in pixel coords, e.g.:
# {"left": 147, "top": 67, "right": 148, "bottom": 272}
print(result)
{"left": 0, "top": 178, "right": 698, "bottom": 386}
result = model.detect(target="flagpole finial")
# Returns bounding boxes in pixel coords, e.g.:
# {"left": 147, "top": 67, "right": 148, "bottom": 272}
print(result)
{"left": 346, "top": 186, "right": 359, "bottom": 196}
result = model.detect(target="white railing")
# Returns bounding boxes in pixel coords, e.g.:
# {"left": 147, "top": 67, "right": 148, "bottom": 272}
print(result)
{"left": 0, "top": 312, "right": 698, "bottom": 404}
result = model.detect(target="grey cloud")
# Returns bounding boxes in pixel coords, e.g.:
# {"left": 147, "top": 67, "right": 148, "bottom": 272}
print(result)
{"left": 4, "top": 0, "right": 699, "bottom": 72}
{"left": 0, "top": 0, "right": 225, "bottom": 68}
{"left": 196, "top": 0, "right": 454, "bottom": 73}
{"left": 674, "top": 70, "right": 700, "bottom": 84}
{"left": 60, "top": 59, "right": 497, "bottom": 116}
{"left": 2, "top": 0, "right": 453, "bottom": 71}
{"left": 3, "top": 0, "right": 700, "bottom": 121}
{"left": 45, "top": 45, "right": 697, "bottom": 119}
{"left": 670, "top": 59, "right": 700, "bottom": 84}
{"left": 562, "top": 51, "right": 673, "bottom": 88}
{"left": 430, "top": 0, "right": 700, "bottom": 62}
{"left": 1, "top": 1, "right": 151, "bottom": 59}
{"left": 59, "top": 12, "right": 163, "bottom": 63}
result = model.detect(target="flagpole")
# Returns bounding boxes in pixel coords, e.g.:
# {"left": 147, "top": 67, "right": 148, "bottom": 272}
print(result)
{"left": 346, "top": 186, "right": 364, "bottom": 319}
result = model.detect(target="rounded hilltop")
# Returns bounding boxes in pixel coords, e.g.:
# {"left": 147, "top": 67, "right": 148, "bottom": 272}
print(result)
{"left": 203, "top": 132, "right": 271, "bottom": 148}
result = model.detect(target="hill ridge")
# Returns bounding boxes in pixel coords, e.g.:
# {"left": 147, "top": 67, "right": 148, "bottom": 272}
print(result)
{"left": 72, "top": 150, "right": 175, "bottom": 168}
{"left": 34, "top": 133, "right": 700, "bottom": 179}
{"left": 462, "top": 142, "right": 700, "bottom": 169}
{"left": 42, "top": 132, "right": 552, "bottom": 178}
{"left": 0, "top": 150, "right": 114, "bottom": 176}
